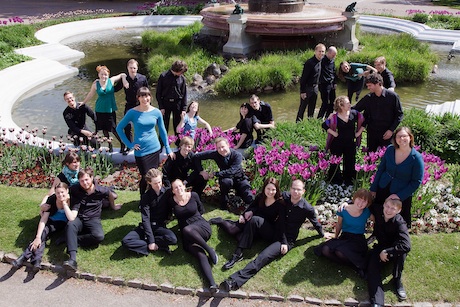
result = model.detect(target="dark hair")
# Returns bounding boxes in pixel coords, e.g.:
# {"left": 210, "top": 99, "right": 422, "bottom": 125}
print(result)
{"left": 257, "top": 177, "right": 281, "bottom": 207}
{"left": 136, "top": 87, "right": 151, "bottom": 98}
{"left": 62, "top": 152, "right": 80, "bottom": 167}
{"left": 63, "top": 91, "right": 73, "bottom": 98}
{"left": 55, "top": 182, "right": 69, "bottom": 191}
{"left": 352, "top": 188, "right": 373, "bottom": 207}
{"left": 179, "top": 136, "right": 194, "bottom": 147}
{"left": 337, "top": 61, "right": 350, "bottom": 82}
{"left": 365, "top": 73, "right": 383, "bottom": 85}
{"left": 240, "top": 103, "right": 249, "bottom": 120}
{"left": 186, "top": 101, "right": 199, "bottom": 115}
{"left": 392, "top": 126, "right": 415, "bottom": 148}
{"left": 171, "top": 60, "right": 188, "bottom": 73}
{"left": 78, "top": 166, "right": 94, "bottom": 179}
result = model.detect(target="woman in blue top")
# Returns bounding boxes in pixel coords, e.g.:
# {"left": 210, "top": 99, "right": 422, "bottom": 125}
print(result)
{"left": 370, "top": 126, "right": 424, "bottom": 227}
{"left": 82, "top": 65, "right": 127, "bottom": 152}
{"left": 176, "top": 101, "right": 212, "bottom": 140}
{"left": 338, "top": 61, "right": 377, "bottom": 103}
{"left": 117, "top": 87, "right": 173, "bottom": 195}
{"left": 314, "top": 189, "right": 374, "bottom": 276}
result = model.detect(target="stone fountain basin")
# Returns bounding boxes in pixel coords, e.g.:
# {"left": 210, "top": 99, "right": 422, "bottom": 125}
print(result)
{"left": 201, "top": 4, "right": 347, "bottom": 35}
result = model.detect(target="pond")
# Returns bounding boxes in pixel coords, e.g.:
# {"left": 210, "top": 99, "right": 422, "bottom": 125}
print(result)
{"left": 12, "top": 28, "right": 460, "bottom": 145}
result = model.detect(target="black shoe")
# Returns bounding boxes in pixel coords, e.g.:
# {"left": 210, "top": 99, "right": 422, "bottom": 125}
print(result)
{"left": 223, "top": 253, "right": 243, "bottom": 270}
{"left": 158, "top": 246, "right": 172, "bottom": 255}
{"left": 208, "top": 248, "right": 218, "bottom": 265}
{"left": 220, "top": 278, "right": 238, "bottom": 292}
{"left": 209, "top": 284, "right": 218, "bottom": 294}
{"left": 32, "top": 262, "right": 41, "bottom": 273}
{"left": 395, "top": 279, "right": 407, "bottom": 301}
{"left": 209, "top": 217, "right": 223, "bottom": 225}
{"left": 12, "top": 255, "right": 26, "bottom": 269}
{"left": 63, "top": 259, "right": 78, "bottom": 272}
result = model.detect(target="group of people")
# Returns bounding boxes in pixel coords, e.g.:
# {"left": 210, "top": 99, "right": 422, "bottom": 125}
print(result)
{"left": 15, "top": 48, "right": 424, "bottom": 305}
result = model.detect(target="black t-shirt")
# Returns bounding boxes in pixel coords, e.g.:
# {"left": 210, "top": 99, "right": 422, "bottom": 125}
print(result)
{"left": 70, "top": 183, "right": 110, "bottom": 220}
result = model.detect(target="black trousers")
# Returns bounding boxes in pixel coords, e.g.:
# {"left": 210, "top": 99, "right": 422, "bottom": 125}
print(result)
{"left": 230, "top": 241, "right": 292, "bottom": 288}
{"left": 66, "top": 217, "right": 104, "bottom": 253}
{"left": 347, "top": 78, "right": 365, "bottom": 103}
{"left": 367, "top": 129, "right": 392, "bottom": 153}
{"left": 162, "top": 104, "right": 181, "bottom": 136}
{"left": 238, "top": 216, "right": 275, "bottom": 250}
{"left": 296, "top": 89, "right": 318, "bottom": 122}
{"left": 367, "top": 247, "right": 407, "bottom": 305}
{"left": 329, "top": 140, "right": 357, "bottom": 185}
{"left": 187, "top": 171, "right": 208, "bottom": 196}
{"left": 317, "top": 83, "right": 336, "bottom": 119}
{"left": 21, "top": 219, "right": 67, "bottom": 265}
{"left": 372, "top": 184, "right": 413, "bottom": 227}
{"left": 121, "top": 225, "right": 177, "bottom": 255}
{"left": 219, "top": 177, "right": 253, "bottom": 206}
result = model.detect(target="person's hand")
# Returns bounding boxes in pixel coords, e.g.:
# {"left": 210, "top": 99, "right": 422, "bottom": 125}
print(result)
{"left": 113, "top": 204, "right": 123, "bottom": 211}
{"left": 148, "top": 243, "right": 159, "bottom": 251}
{"left": 243, "top": 211, "right": 253, "bottom": 221}
{"left": 280, "top": 244, "right": 288, "bottom": 255}
{"left": 181, "top": 111, "right": 186, "bottom": 117}
{"left": 168, "top": 152, "right": 175, "bottom": 160}
{"left": 383, "top": 129, "right": 393, "bottom": 140}
{"left": 333, "top": 84, "right": 337, "bottom": 90}
{"left": 300, "top": 93, "right": 307, "bottom": 100}
{"left": 200, "top": 170, "right": 210, "bottom": 180}
{"left": 337, "top": 202, "right": 347, "bottom": 212}
{"left": 387, "top": 194, "right": 400, "bottom": 200}
{"left": 40, "top": 203, "right": 51, "bottom": 212}
{"left": 133, "top": 144, "right": 141, "bottom": 151}
{"left": 329, "top": 130, "right": 338, "bottom": 137}
{"left": 379, "top": 250, "right": 389, "bottom": 262}
{"left": 81, "top": 129, "right": 92, "bottom": 137}
{"left": 29, "top": 237, "right": 42, "bottom": 251}
{"left": 238, "top": 215, "right": 246, "bottom": 224}
{"left": 160, "top": 109, "right": 165, "bottom": 115}
{"left": 323, "top": 232, "right": 334, "bottom": 240}
{"left": 355, "top": 131, "right": 362, "bottom": 138}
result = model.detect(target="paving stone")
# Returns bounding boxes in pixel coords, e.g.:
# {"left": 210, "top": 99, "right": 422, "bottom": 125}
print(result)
{"left": 160, "top": 283, "right": 175, "bottom": 293}
{"left": 344, "top": 297, "right": 359, "bottom": 306}
{"left": 324, "top": 299, "right": 342, "bottom": 306}
{"left": 142, "top": 283, "right": 159, "bottom": 291}
{"left": 228, "top": 290, "right": 248, "bottom": 299}
{"left": 40, "top": 262, "right": 52, "bottom": 270}
{"left": 248, "top": 292, "right": 267, "bottom": 300}
{"left": 127, "top": 280, "right": 143, "bottom": 288}
{"left": 80, "top": 273, "right": 96, "bottom": 281}
{"left": 413, "top": 303, "right": 433, "bottom": 307}
{"left": 268, "top": 294, "right": 285, "bottom": 302}
{"left": 97, "top": 276, "right": 113, "bottom": 283}
{"left": 434, "top": 304, "right": 453, "bottom": 307}
{"left": 112, "top": 278, "right": 125, "bottom": 286}
{"left": 0, "top": 251, "right": 5, "bottom": 261}
{"left": 305, "top": 297, "right": 323, "bottom": 305}
{"left": 288, "top": 294, "right": 304, "bottom": 302}
{"left": 175, "top": 287, "right": 194, "bottom": 295}
{"left": 3, "top": 253, "right": 17, "bottom": 263}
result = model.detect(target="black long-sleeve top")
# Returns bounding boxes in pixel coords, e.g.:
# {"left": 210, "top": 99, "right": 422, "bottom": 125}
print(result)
{"left": 114, "top": 73, "right": 149, "bottom": 105}
{"left": 194, "top": 149, "right": 245, "bottom": 180}
{"left": 353, "top": 88, "right": 403, "bottom": 133}
{"left": 319, "top": 56, "right": 336, "bottom": 85}
{"left": 140, "top": 187, "right": 172, "bottom": 244}
{"left": 373, "top": 206, "right": 411, "bottom": 256}
{"left": 155, "top": 69, "right": 187, "bottom": 111}
{"left": 162, "top": 150, "right": 197, "bottom": 187}
{"left": 379, "top": 68, "right": 396, "bottom": 89}
{"left": 170, "top": 192, "right": 205, "bottom": 230}
{"left": 63, "top": 102, "right": 96, "bottom": 135}
{"left": 299, "top": 55, "right": 321, "bottom": 93}
{"left": 278, "top": 191, "right": 324, "bottom": 245}
{"left": 244, "top": 193, "right": 283, "bottom": 224}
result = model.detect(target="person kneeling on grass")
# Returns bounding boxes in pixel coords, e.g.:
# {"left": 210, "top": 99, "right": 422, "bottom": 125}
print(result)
{"left": 13, "top": 183, "right": 73, "bottom": 272}
{"left": 122, "top": 168, "right": 177, "bottom": 255}
{"left": 367, "top": 197, "right": 411, "bottom": 304}
{"left": 63, "top": 167, "right": 122, "bottom": 272}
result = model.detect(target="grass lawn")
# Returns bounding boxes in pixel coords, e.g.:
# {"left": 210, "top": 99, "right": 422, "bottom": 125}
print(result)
{"left": 1, "top": 185, "right": 459, "bottom": 303}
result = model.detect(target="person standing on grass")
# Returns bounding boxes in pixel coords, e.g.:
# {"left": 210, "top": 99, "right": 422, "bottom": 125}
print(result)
{"left": 63, "top": 91, "right": 96, "bottom": 147}
{"left": 353, "top": 73, "right": 403, "bottom": 152}
{"left": 221, "top": 179, "right": 324, "bottom": 291}
{"left": 317, "top": 46, "right": 337, "bottom": 119}
{"left": 63, "top": 167, "right": 122, "bottom": 272}
{"left": 116, "top": 87, "right": 173, "bottom": 195}
{"left": 121, "top": 168, "right": 177, "bottom": 256}
{"left": 296, "top": 43, "right": 325, "bottom": 121}
{"left": 114, "top": 59, "right": 149, "bottom": 155}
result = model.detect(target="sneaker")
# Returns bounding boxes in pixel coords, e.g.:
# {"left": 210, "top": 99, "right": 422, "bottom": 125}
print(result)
{"left": 223, "top": 253, "right": 243, "bottom": 270}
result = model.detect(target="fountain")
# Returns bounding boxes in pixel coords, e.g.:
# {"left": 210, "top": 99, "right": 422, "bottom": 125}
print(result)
{"left": 199, "top": 1, "right": 357, "bottom": 56}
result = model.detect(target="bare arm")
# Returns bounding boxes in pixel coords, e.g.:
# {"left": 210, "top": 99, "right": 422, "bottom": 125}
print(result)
{"left": 108, "top": 190, "right": 122, "bottom": 210}
{"left": 82, "top": 81, "right": 97, "bottom": 104}
{"left": 334, "top": 216, "right": 343, "bottom": 238}
{"left": 29, "top": 213, "right": 50, "bottom": 251}
{"left": 198, "top": 117, "right": 213, "bottom": 136}
{"left": 234, "top": 133, "right": 247, "bottom": 150}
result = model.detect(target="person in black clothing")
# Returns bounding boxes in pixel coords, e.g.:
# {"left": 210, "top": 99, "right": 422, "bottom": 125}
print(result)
{"left": 162, "top": 136, "right": 207, "bottom": 195}
{"left": 122, "top": 168, "right": 177, "bottom": 255}
{"left": 221, "top": 179, "right": 324, "bottom": 291}
{"left": 156, "top": 60, "right": 188, "bottom": 140}
{"left": 63, "top": 91, "right": 96, "bottom": 147}
{"left": 114, "top": 59, "right": 149, "bottom": 154}
{"left": 353, "top": 74, "right": 403, "bottom": 152}
{"left": 317, "top": 46, "right": 337, "bottom": 119}
{"left": 169, "top": 179, "right": 219, "bottom": 293}
{"left": 225, "top": 103, "right": 254, "bottom": 151}
{"left": 374, "top": 56, "right": 396, "bottom": 91}
{"left": 194, "top": 137, "right": 254, "bottom": 210}
{"left": 367, "top": 197, "right": 411, "bottom": 304}
{"left": 63, "top": 167, "right": 122, "bottom": 272}
{"left": 248, "top": 94, "right": 275, "bottom": 144}
{"left": 297, "top": 43, "right": 325, "bottom": 121}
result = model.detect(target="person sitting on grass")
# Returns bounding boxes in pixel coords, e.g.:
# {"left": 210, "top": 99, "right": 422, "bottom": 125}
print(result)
{"left": 13, "top": 182, "right": 73, "bottom": 272}
{"left": 176, "top": 100, "right": 213, "bottom": 140}
{"left": 63, "top": 167, "right": 122, "bottom": 272}
{"left": 314, "top": 189, "right": 374, "bottom": 278}
{"left": 121, "top": 168, "right": 177, "bottom": 255}
{"left": 367, "top": 197, "right": 411, "bottom": 304}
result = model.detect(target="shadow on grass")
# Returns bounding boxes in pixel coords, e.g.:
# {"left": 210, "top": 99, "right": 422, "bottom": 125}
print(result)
{"left": 101, "top": 200, "right": 138, "bottom": 220}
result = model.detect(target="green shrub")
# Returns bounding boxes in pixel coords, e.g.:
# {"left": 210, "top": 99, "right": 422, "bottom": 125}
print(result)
{"left": 156, "top": 5, "right": 188, "bottom": 15}
{"left": 401, "top": 108, "right": 438, "bottom": 151}
{"left": 412, "top": 13, "right": 429, "bottom": 23}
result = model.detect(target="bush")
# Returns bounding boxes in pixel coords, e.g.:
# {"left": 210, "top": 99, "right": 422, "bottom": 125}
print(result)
{"left": 412, "top": 13, "right": 430, "bottom": 23}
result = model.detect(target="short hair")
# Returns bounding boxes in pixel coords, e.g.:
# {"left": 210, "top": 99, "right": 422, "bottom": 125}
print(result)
{"left": 385, "top": 197, "right": 403, "bottom": 209}
{"left": 375, "top": 56, "right": 386, "bottom": 65}
{"left": 63, "top": 91, "right": 73, "bottom": 98}
{"left": 352, "top": 189, "right": 373, "bottom": 207}
{"left": 333, "top": 96, "right": 350, "bottom": 112}
{"left": 214, "top": 137, "right": 229, "bottom": 145}
{"left": 365, "top": 73, "right": 383, "bottom": 85}
{"left": 136, "top": 87, "right": 151, "bottom": 98}
{"left": 315, "top": 43, "right": 326, "bottom": 51}
{"left": 179, "top": 136, "right": 195, "bottom": 147}
{"left": 55, "top": 182, "right": 69, "bottom": 191}
{"left": 96, "top": 65, "right": 110, "bottom": 74}
{"left": 127, "top": 59, "right": 139, "bottom": 67}
{"left": 78, "top": 166, "right": 94, "bottom": 179}
{"left": 291, "top": 179, "right": 305, "bottom": 189}
{"left": 171, "top": 60, "right": 188, "bottom": 73}
{"left": 392, "top": 126, "right": 415, "bottom": 148}
{"left": 62, "top": 152, "right": 80, "bottom": 167}
{"left": 249, "top": 94, "right": 260, "bottom": 103}
{"left": 186, "top": 101, "right": 199, "bottom": 115}
{"left": 145, "top": 168, "right": 163, "bottom": 183}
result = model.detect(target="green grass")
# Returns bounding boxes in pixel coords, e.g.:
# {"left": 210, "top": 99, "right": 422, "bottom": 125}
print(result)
{"left": 1, "top": 184, "right": 459, "bottom": 302}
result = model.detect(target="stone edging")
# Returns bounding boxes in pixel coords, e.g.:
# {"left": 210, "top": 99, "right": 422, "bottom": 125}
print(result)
{"left": 1, "top": 251, "right": 456, "bottom": 306}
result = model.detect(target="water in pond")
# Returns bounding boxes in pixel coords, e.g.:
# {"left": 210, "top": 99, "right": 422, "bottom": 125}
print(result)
{"left": 12, "top": 28, "right": 460, "bottom": 145}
